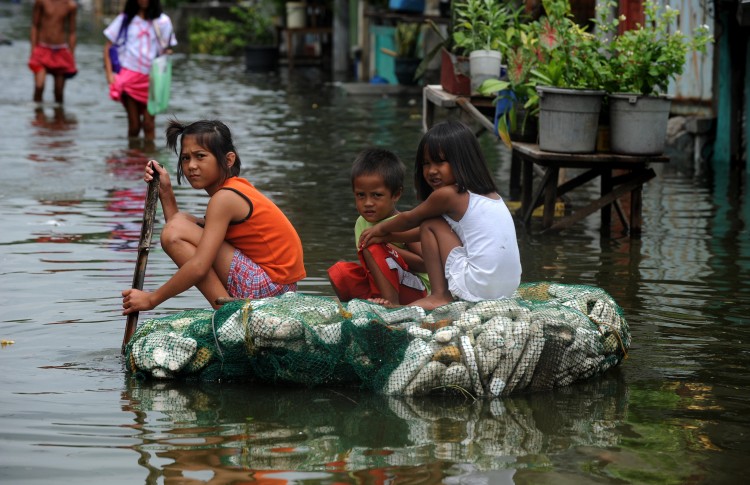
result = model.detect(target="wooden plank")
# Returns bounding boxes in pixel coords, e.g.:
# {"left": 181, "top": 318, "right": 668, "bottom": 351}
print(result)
{"left": 544, "top": 169, "right": 655, "bottom": 233}
{"left": 512, "top": 141, "right": 669, "bottom": 167}
{"left": 424, "top": 84, "right": 457, "bottom": 108}
{"left": 523, "top": 167, "right": 555, "bottom": 224}
{"left": 456, "top": 96, "right": 496, "bottom": 133}
{"left": 122, "top": 173, "right": 160, "bottom": 354}
{"left": 556, "top": 168, "right": 601, "bottom": 197}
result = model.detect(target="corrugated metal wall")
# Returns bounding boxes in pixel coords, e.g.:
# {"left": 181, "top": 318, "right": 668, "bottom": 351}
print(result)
{"left": 669, "top": 0, "right": 715, "bottom": 113}
{"left": 616, "top": 0, "right": 716, "bottom": 115}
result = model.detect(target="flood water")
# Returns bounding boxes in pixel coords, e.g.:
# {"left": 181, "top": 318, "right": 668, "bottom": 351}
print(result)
{"left": 2, "top": 4, "right": 750, "bottom": 484}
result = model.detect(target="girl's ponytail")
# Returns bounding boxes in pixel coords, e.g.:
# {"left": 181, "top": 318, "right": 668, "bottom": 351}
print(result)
{"left": 165, "top": 119, "right": 185, "bottom": 154}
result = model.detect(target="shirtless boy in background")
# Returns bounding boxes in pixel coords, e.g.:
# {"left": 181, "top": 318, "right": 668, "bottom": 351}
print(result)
{"left": 29, "top": 0, "right": 78, "bottom": 104}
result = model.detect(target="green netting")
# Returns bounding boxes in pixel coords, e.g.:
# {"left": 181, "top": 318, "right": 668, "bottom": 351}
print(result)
{"left": 124, "top": 282, "right": 630, "bottom": 396}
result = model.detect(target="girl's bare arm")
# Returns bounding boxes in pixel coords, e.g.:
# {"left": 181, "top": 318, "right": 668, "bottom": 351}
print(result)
{"left": 392, "top": 242, "right": 426, "bottom": 273}
{"left": 360, "top": 186, "right": 460, "bottom": 248}
{"left": 136, "top": 190, "right": 244, "bottom": 310}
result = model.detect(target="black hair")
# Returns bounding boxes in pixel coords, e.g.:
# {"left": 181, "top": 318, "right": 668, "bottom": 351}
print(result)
{"left": 350, "top": 148, "right": 405, "bottom": 196}
{"left": 165, "top": 119, "right": 241, "bottom": 185}
{"left": 123, "top": 0, "right": 162, "bottom": 20}
{"left": 414, "top": 120, "right": 498, "bottom": 200}
{"left": 121, "top": 0, "right": 163, "bottom": 31}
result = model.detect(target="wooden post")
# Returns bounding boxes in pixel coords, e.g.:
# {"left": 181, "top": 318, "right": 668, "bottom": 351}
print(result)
{"left": 122, "top": 173, "right": 160, "bottom": 355}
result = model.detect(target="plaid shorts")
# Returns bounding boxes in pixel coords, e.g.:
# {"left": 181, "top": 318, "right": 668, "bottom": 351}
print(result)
{"left": 227, "top": 250, "right": 297, "bottom": 299}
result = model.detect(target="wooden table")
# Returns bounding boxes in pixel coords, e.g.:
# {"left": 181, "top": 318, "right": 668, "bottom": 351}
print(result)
{"left": 422, "top": 85, "right": 669, "bottom": 237}
{"left": 511, "top": 142, "right": 669, "bottom": 236}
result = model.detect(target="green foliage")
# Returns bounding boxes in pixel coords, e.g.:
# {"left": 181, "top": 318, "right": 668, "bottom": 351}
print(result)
{"left": 188, "top": 5, "right": 276, "bottom": 56}
{"left": 602, "top": 0, "right": 713, "bottom": 95}
{"left": 526, "top": 0, "right": 609, "bottom": 90}
{"left": 394, "top": 22, "right": 422, "bottom": 59}
{"left": 451, "top": 0, "right": 518, "bottom": 54}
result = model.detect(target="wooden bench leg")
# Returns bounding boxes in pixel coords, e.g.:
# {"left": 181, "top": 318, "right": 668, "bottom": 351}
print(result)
{"left": 518, "top": 155, "right": 534, "bottom": 222}
{"left": 546, "top": 169, "right": 655, "bottom": 234}
{"left": 543, "top": 166, "right": 559, "bottom": 229}
{"left": 422, "top": 88, "right": 434, "bottom": 133}
{"left": 522, "top": 162, "right": 552, "bottom": 225}
{"left": 510, "top": 150, "right": 521, "bottom": 201}
{"left": 600, "top": 169, "right": 612, "bottom": 235}
{"left": 628, "top": 169, "right": 655, "bottom": 236}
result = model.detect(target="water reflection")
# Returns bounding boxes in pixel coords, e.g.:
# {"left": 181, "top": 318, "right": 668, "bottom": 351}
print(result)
{"left": 28, "top": 105, "right": 78, "bottom": 163}
{"left": 123, "top": 376, "right": 633, "bottom": 482}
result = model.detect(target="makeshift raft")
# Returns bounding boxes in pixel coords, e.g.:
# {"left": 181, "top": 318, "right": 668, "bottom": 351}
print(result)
{"left": 124, "top": 282, "right": 630, "bottom": 397}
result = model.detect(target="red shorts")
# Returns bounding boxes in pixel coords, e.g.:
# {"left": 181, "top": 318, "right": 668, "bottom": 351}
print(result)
{"left": 327, "top": 243, "right": 427, "bottom": 305}
{"left": 227, "top": 250, "right": 297, "bottom": 299}
{"left": 28, "top": 44, "right": 77, "bottom": 77}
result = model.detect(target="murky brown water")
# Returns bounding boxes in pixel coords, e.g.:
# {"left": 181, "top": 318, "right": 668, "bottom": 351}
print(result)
{"left": 1, "top": 4, "right": 749, "bottom": 484}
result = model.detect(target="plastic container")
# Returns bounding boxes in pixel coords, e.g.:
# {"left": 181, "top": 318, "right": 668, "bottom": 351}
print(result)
{"left": 536, "top": 86, "right": 605, "bottom": 153}
{"left": 440, "top": 49, "right": 470, "bottom": 95}
{"left": 286, "top": 2, "right": 306, "bottom": 28}
{"left": 388, "top": 0, "right": 426, "bottom": 13}
{"left": 609, "top": 93, "right": 672, "bottom": 155}
{"left": 469, "top": 50, "right": 502, "bottom": 94}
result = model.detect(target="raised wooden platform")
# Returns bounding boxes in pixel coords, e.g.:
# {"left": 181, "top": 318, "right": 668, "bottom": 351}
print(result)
{"left": 512, "top": 142, "right": 669, "bottom": 236}
{"left": 422, "top": 85, "right": 670, "bottom": 237}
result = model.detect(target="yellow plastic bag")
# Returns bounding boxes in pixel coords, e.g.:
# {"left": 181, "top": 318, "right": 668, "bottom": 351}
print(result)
{"left": 147, "top": 55, "right": 172, "bottom": 115}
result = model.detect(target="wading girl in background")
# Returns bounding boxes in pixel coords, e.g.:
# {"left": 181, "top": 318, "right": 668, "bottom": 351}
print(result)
{"left": 121, "top": 119, "right": 306, "bottom": 314}
{"left": 103, "top": 0, "right": 176, "bottom": 140}
{"left": 359, "top": 120, "right": 522, "bottom": 310}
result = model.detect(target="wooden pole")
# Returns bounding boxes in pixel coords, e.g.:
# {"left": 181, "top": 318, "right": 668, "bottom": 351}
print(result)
{"left": 122, "top": 172, "right": 160, "bottom": 354}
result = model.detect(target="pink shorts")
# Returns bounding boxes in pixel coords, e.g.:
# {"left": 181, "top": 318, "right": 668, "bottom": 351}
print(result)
{"left": 227, "top": 250, "right": 297, "bottom": 299}
{"left": 110, "top": 68, "right": 149, "bottom": 105}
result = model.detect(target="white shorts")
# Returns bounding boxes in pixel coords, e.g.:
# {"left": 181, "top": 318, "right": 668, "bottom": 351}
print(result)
{"left": 445, "top": 246, "right": 519, "bottom": 301}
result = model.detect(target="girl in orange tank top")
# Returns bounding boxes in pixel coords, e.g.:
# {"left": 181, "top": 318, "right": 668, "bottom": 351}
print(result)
{"left": 121, "top": 119, "right": 306, "bottom": 315}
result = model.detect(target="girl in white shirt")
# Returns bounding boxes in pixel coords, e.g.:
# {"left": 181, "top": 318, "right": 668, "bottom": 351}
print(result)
{"left": 360, "top": 120, "right": 522, "bottom": 310}
{"left": 103, "top": 0, "right": 176, "bottom": 140}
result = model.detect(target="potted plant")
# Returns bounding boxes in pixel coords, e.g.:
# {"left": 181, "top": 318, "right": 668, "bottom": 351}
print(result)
{"left": 234, "top": 4, "right": 280, "bottom": 71}
{"left": 477, "top": 0, "right": 608, "bottom": 152}
{"left": 501, "top": 0, "right": 607, "bottom": 153}
{"left": 381, "top": 22, "right": 424, "bottom": 85}
{"left": 188, "top": 4, "right": 279, "bottom": 71}
{"left": 601, "top": 0, "right": 712, "bottom": 155}
{"left": 418, "top": 18, "right": 472, "bottom": 95}
{"left": 452, "top": 0, "right": 517, "bottom": 93}
{"left": 477, "top": 15, "right": 541, "bottom": 147}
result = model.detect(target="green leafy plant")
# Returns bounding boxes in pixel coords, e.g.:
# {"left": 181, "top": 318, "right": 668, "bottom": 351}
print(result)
{"left": 381, "top": 22, "right": 422, "bottom": 59}
{"left": 189, "top": 5, "right": 276, "bottom": 56}
{"left": 601, "top": 0, "right": 712, "bottom": 95}
{"left": 451, "top": 0, "right": 517, "bottom": 54}
{"left": 395, "top": 22, "right": 421, "bottom": 58}
{"left": 477, "top": 0, "right": 610, "bottom": 147}
{"left": 527, "top": 0, "right": 609, "bottom": 89}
